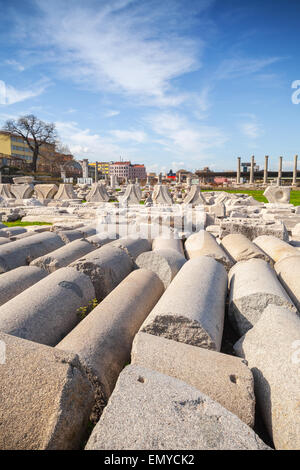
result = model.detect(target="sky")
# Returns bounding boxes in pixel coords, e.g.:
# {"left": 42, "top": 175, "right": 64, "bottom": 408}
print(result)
{"left": 0, "top": 0, "right": 300, "bottom": 173}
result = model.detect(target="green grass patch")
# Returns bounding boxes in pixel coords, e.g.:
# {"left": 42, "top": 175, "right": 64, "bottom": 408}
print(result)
{"left": 202, "top": 188, "right": 300, "bottom": 206}
{"left": 3, "top": 220, "right": 53, "bottom": 227}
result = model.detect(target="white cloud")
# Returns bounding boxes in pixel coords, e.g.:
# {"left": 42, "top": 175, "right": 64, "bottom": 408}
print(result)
{"left": 109, "top": 129, "right": 147, "bottom": 143}
{"left": 239, "top": 115, "right": 263, "bottom": 139}
{"left": 0, "top": 80, "right": 47, "bottom": 105}
{"left": 5, "top": 59, "right": 25, "bottom": 72}
{"left": 105, "top": 110, "right": 120, "bottom": 117}
{"left": 216, "top": 57, "right": 281, "bottom": 80}
{"left": 22, "top": 0, "right": 209, "bottom": 106}
{"left": 148, "top": 112, "right": 228, "bottom": 157}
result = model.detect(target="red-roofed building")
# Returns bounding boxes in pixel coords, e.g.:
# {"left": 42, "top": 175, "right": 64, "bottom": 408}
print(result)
{"left": 109, "top": 161, "right": 146, "bottom": 179}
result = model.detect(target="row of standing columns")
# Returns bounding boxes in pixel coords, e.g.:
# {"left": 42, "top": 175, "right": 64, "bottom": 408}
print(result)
{"left": 236, "top": 154, "right": 298, "bottom": 185}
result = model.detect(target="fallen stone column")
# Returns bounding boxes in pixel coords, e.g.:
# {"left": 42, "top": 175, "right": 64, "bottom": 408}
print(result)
{"left": 140, "top": 256, "right": 228, "bottom": 351}
{"left": 77, "top": 225, "right": 97, "bottom": 238}
{"left": 221, "top": 233, "right": 270, "bottom": 263}
{"left": 0, "top": 267, "right": 95, "bottom": 346}
{"left": 0, "top": 237, "right": 10, "bottom": 245}
{"left": 135, "top": 248, "right": 186, "bottom": 289}
{"left": 31, "top": 239, "right": 97, "bottom": 273}
{"left": 109, "top": 237, "right": 151, "bottom": 261}
{"left": 275, "top": 255, "right": 300, "bottom": 311}
{"left": 0, "top": 266, "right": 48, "bottom": 307}
{"left": 70, "top": 244, "right": 133, "bottom": 300}
{"left": 132, "top": 332, "right": 255, "bottom": 427}
{"left": 57, "top": 230, "right": 85, "bottom": 243}
{"left": 228, "top": 258, "right": 296, "bottom": 336}
{"left": 253, "top": 235, "right": 299, "bottom": 262}
{"left": 185, "top": 230, "right": 233, "bottom": 271}
{"left": 234, "top": 305, "right": 300, "bottom": 450}
{"left": 85, "top": 365, "right": 270, "bottom": 450}
{"left": 0, "top": 226, "right": 27, "bottom": 238}
{"left": 152, "top": 237, "right": 184, "bottom": 255}
{"left": 0, "top": 332, "right": 93, "bottom": 450}
{"left": 86, "top": 231, "right": 119, "bottom": 247}
{"left": 0, "top": 232, "right": 65, "bottom": 273}
{"left": 56, "top": 269, "right": 164, "bottom": 407}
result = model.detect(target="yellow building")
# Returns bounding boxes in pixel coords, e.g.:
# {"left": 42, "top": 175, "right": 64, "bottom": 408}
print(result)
{"left": 0, "top": 131, "right": 33, "bottom": 162}
{"left": 89, "top": 161, "right": 111, "bottom": 175}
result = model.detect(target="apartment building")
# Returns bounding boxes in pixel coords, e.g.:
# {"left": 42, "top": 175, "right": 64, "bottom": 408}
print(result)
{"left": 109, "top": 161, "right": 146, "bottom": 179}
{"left": 0, "top": 131, "right": 55, "bottom": 164}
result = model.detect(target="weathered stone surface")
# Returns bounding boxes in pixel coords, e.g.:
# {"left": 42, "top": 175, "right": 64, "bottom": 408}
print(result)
{"left": 86, "top": 183, "right": 109, "bottom": 202}
{"left": 54, "top": 184, "right": 77, "bottom": 200}
{"left": 152, "top": 237, "right": 184, "bottom": 255}
{"left": 0, "top": 266, "right": 48, "bottom": 307}
{"left": 0, "top": 267, "right": 95, "bottom": 346}
{"left": 0, "top": 226, "right": 27, "bottom": 238}
{"left": 0, "top": 184, "right": 13, "bottom": 199}
{"left": 109, "top": 237, "right": 151, "bottom": 261}
{"left": 57, "top": 229, "right": 84, "bottom": 243}
{"left": 220, "top": 220, "right": 289, "bottom": 241}
{"left": 13, "top": 176, "right": 34, "bottom": 184}
{"left": 221, "top": 233, "right": 270, "bottom": 263}
{"left": 85, "top": 365, "right": 270, "bottom": 450}
{"left": 86, "top": 232, "right": 118, "bottom": 248}
{"left": 140, "top": 256, "right": 228, "bottom": 351}
{"left": 228, "top": 258, "right": 296, "bottom": 336}
{"left": 264, "top": 186, "right": 291, "bottom": 203}
{"left": 70, "top": 244, "right": 133, "bottom": 300}
{"left": 10, "top": 184, "right": 34, "bottom": 199}
{"left": 253, "top": 235, "right": 300, "bottom": 263}
{"left": 234, "top": 305, "right": 300, "bottom": 450}
{"left": 34, "top": 184, "right": 58, "bottom": 200}
{"left": 120, "top": 184, "right": 140, "bottom": 205}
{"left": 275, "top": 255, "right": 300, "bottom": 311}
{"left": 185, "top": 230, "right": 233, "bottom": 271}
{"left": 0, "top": 232, "right": 65, "bottom": 273}
{"left": 0, "top": 237, "right": 10, "bottom": 245}
{"left": 57, "top": 270, "right": 164, "bottom": 406}
{"left": 0, "top": 332, "right": 93, "bottom": 450}
{"left": 183, "top": 185, "right": 205, "bottom": 206}
{"left": 135, "top": 248, "right": 186, "bottom": 288}
{"left": 31, "top": 238, "right": 97, "bottom": 273}
{"left": 152, "top": 184, "right": 173, "bottom": 205}
{"left": 132, "top": 332, "right": 255, "bottom": 427}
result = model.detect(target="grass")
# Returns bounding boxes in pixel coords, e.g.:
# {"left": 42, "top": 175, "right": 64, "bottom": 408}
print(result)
{"left": 202, "top": 188, "right": 300, "bottom": 206}
{"left": 3, "top": 220, "right": 53, "bottom": 227}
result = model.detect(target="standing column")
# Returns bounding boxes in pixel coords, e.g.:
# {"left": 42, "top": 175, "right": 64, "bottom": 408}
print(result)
{"left": 277, "top": 156, "right": 283, "bottom": 186}
{"left": 263, "top": 155, "right": 268, "bottom": 185}
{"left": 293, "top": 154, "right": 298, "bottom": 186}
{"left": 249, "top": 155, "right": 254, "bottom": 185}
{"left": 95, "top": 162, "right": 98, "bottom": 183}
{"left": 236, "top": 157, "right": 241, "bottom": 184}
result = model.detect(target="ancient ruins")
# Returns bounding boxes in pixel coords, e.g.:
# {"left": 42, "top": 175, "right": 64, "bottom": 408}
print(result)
{"left": 0, "top": 176, "right": 299, "bottom": 451}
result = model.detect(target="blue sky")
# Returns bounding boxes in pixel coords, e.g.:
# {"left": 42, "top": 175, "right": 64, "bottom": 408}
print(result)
{"left": 0, "top": 0, "right": 300, "bottom": 173}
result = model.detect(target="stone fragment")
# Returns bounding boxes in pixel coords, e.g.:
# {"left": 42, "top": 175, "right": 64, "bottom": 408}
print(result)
{"left": 221, "top": 233, "right": 270, "bottom": 263}
{"left": 86, "top": 183, "right": 109, "bottom": 202}
{"left": 0, "top": 266, "right": 48, "bottom": 306}
{"left": 120, "top": 184, "right": 140, "bottom": 205}
{"left": 135, "top": 248, "right": 186, "bottom": 288}
{"left": 152, "top": 184, "right": 173, "bottom": 205}
{"left": 0, "top": 232, "right": 65, "bottom": 273}
{"left": 185, "top": 230, "right": 233, "bottom": 271}
{"left": 152, "top": 237, "right": 184, "bottom": 255}
{"left": 10, "top": 184, "right": 34, "bottom": 199}
{"left": 140, "top": 256, "right": 228, "bottom": 351}
{"left": 57, "top": 270, "right": 164, "bottom": 407}
{"left": 228, "top": 259, "right": 296, "bottom": 336}
{"left": 34, "top": 184, "right": 58, "bottom": 200}
{"left": 85, "top": 365, "right": 270, "bottom": 450}
{"left": 54, "top": 184, "right": 77, "bottom": 200}
{"left": 275, "top": 255, "right": 300, "bottom": 311}
{"left": 0, "top": 267, "right": 95, "bottom": 346}
{"left": 263, "top": 185, "right": 291, "bottom": 203}
{"left": 109, "top": 237, "right": 151, "bottom": 261}
{"left": 234, "top": 305, "right": 300, "bottom": 450}
{"left": 183, "top": 185, "right": 205, "bottom": 206}
{"left": 0, "top": 332, "right": 93, "bottom": 450}
{"left": 70, "top": 244, "right": 133, "bottom": 300}
{"left": 253, "top": 235, "right": 299, "bottom": 262}
{"left": 31, "top": 239, "right": 97, "bottom": 273}
{"left": 0, "top": 184, "right": 13, "bottom": 199}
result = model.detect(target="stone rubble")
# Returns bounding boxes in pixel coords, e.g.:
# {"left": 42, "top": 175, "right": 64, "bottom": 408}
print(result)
{"left": 0, "top": 182, "right": 299, "bottom": 450}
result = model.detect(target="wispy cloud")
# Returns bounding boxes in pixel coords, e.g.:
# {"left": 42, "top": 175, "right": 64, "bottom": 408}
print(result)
{"left": 105, "top": 110, "right": 120, "bottom": 117}
{"left": 215, "top": 57, "right": 281, "bottom": 80}
{"left": 238, "top": 114, "right": 263, "bottom": 139}
{"left": 4, "top": 59, "right": 25, "bottom": 72}
{"left": 0, "top": 79, "right": 48, "bottom": 105}
{"left": 15, "top": 0, "right": 211, "bottom": 106}
{"left": 110, "top": 129, "right": 147, "bottom": 143}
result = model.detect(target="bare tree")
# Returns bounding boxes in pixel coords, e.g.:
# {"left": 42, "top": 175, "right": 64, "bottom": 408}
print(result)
{"left": 3, "top": 114, "right": 57, "bottom": 172}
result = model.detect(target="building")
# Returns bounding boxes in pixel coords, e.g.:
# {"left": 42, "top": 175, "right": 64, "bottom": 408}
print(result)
{"left": 109, "top": 161, "right": 146, "bottom": 180}
{"left": 0, "top": 152, "right": 26, "bottom": 169}
{"left": 166, "top": 169, "right": 176, "bottom": 180}
{"left": 0, "top": 130, "right": 56, "bottom": 165}
{"left": 241, "top": 161, "right": 260, "bottom": 172}
{"left": 88, "top": 161, "right": 112, "bottom": 177}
